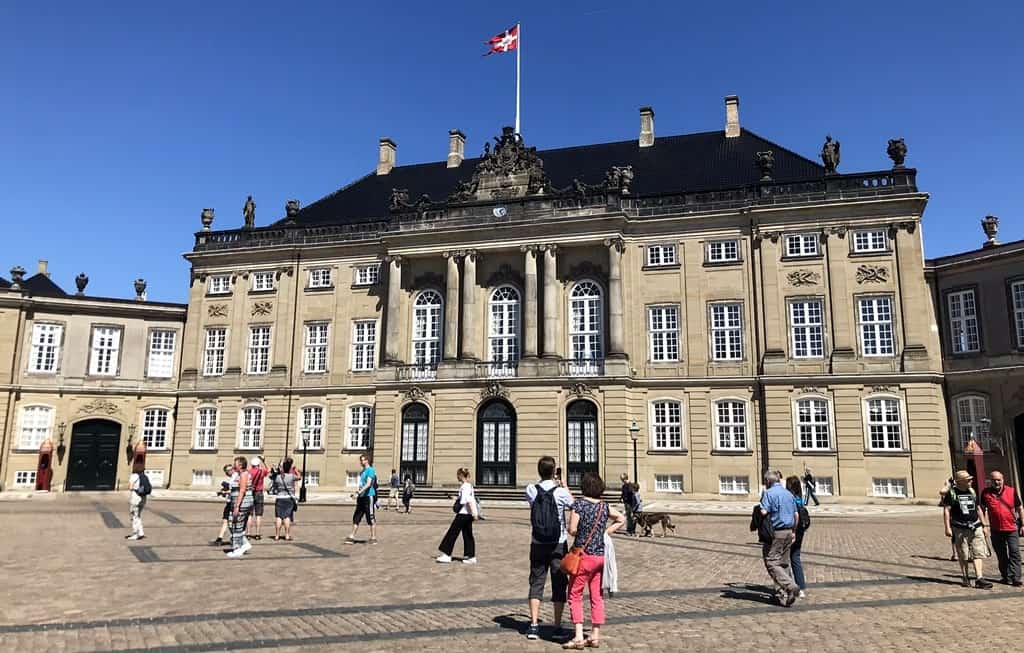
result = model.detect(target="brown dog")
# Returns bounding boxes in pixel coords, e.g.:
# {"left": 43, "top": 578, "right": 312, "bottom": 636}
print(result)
{"left": 635, "top": 512, "right": 676, "bottom": 537}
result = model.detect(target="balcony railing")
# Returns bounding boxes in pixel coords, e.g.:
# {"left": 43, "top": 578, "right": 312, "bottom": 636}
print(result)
{"left": 194, "top": 221, "right": 388, "bottom": 251}
{"left": 476, "top": 360, "right": 518, "bottom": 378}
{"left": 561, "top": 358, "right": 604, "bottom": 377}
{"left": 396, "top": 363, "right": 437, "bottom": 381}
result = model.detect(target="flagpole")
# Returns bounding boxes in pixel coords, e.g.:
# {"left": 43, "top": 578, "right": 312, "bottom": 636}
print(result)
{"left": 515, "top": 22, "right": 521, "bottom": 135}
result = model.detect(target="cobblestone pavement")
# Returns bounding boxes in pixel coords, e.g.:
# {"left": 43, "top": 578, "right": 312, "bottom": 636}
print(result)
{"left": 1, "top": 495, "right": 1020, "bottom": 652}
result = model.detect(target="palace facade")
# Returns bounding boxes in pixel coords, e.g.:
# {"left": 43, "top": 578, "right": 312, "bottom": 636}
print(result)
{"left": 3, "top": 97, "right": 973, "bottom": 501}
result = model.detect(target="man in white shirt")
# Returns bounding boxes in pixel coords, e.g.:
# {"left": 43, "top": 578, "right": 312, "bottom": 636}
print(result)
{"left": 126, "top": 465, "right": 147, "bottom": 540}
{"left": 524, "top": 456, "right": 574, "bottom": 640}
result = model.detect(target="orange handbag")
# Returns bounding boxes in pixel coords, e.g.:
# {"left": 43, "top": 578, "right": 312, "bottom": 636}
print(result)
{"left": 560, "top": 502, "right": 606, "bottom": 576}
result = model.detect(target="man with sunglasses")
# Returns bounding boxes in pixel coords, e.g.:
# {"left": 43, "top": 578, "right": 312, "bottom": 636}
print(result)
{"left": 979, "top": 470, "right": 1023, "bottom": 586}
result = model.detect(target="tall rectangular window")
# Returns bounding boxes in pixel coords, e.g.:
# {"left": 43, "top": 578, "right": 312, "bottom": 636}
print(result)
{"left": 247, "top": 326, "right": 271, "bottom": 374}
{"left": 955, "top": 395, "right": 992, "bottom": 450}
{"left": 707, "top": 239, "right": 740, "bottom": 263}
{"left": 304, "top": 323, "right": 329, "bottom": 373}
{"left": 853, "top": 229, "right": 887, "bottom": 253}
{"left": 710, "top": 303, "right": 743, "bottom": 360}
{"left": 790, "top": 300, "right": 824, "bottom": 358}
{"left": 208, "top": 275, "right": 231, "bottom": 294}
{"left": 796, "top": 398, "right": 831, "bottom": 450}
{"left": 650, "top": 400, "right": 683, "bottom": 450}
{"left": 194, "top": 407, "right": 218, "bottom": 449}
{"left": 192, "top": 470, "right": 213, "bottom": 486}
{"left": 142, "top": 408, "right": 169, "bottom": 449}
{"left": 352, "top": 320, "right": 377, "bottom": 371}
{"left": 354, "top": 264, "right": 380, "bottom": 286}
{"left": 89, "top": 327, "right": 121, "bottom": 376}
{"left": 29, "top": 323, "right": 62, "bottom": 373}
{"left": 238, "top": 406, "right": 263, "bottom": 449}
{"left": 866, "top": 398, "right": 903, "bottom": 450}
{"left": 309, "top": 268, "right": 332, "bottom": 288}
{"left": 347, "top": 405, "right": 373, "bottom": 449}
{"left": 147, "top": 330, "right": 176, "bottom": 378}
{"left": 251, "top": 271, "right": 275, "bottom": 292}
{"left": 648, "top": 306, "right": 680, "bottom": 362}
{"left": 858, "top": 297, "right": 894, "bottom": 356}
{"left": 299, "top": 406, "right": 324, "bottom": 449}
{"left": 872, "top": 478, "right": 907, "bottom": 498}
{"left": 785, "top": 234, "right": 819, "bottom": 257}
{"left": 646, "top": 244, "right": 677, "bottom": 267}
{"left": 203, "top": 328, "right": 226, "bottom": 376}
{"left": 714, "top": 400, "right": 747, "bottom": 450}
{"left": 19, "top": 406, "right": 52, "bottom": 449}
{"left": 947, "top": 289, "right": 980, "bottom": 354}
{"left": 1013, "top": 281, "right": 1024, "bottom": 349}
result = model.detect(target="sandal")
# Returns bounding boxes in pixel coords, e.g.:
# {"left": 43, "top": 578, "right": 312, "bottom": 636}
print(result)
{"left": 272, "top": 536, "right": 280, "bottom": 541}
{"left": 585, "top": 639, "right": 601, "bottom": 648}
{"left": 284, "top": 536, "right": 293, "bottom": 541}
{"left": 562, "top": 641, "right": 586, "bottom": 650}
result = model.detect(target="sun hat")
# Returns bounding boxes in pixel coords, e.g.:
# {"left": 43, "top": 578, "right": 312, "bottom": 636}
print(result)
{"left": 953, "top": 470, "right": 973, "bottom": 482}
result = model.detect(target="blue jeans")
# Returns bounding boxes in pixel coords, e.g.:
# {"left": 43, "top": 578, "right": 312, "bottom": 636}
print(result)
{"left": 790, "top": 543, "right": 806, "bottom": 589}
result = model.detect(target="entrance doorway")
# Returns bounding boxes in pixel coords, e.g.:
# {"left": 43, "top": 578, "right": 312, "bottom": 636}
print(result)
{"left": 66, "top": 419, "right": 121, "bottom": 491}
{"left": 400, "top": 403, "right": 429, "bottom": 485}
{"left": 566, "top": 400, "right": 599, "bottom": 488}
{"left": 477, "top": 400, "right": 516, "bottom": 486}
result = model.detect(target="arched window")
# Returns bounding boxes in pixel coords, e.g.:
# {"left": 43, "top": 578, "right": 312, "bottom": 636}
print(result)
{"left": 298, "top": 405, "right": 325, "bottom": 449}
{"left": 489, "top": 286, "right": 520, "bottom": 374}
{"left": 566, "top": 400, "right": 599, "bottom": 487}
{"left": 141, "top": 407, "right": 171, "bottom": 450}
{"left": 401, "top": 403, "right": 430, "bottom": 484}
{"left": 478, "top": 400, "right": 516, "bottom": 486}
{"left": 955, "top": 395, "right": 991, "bottom": 450}
{"left": 194, "top": 406, "right": 218, "bottom": 450}
{"left": 569, "top": 281, "right": 603, "bottom": 375}
{"left": 412, "top": 290, "right": 443, "bottom": 370}
{"left": 19, "top": 405, "right": 53, "bottom": 449}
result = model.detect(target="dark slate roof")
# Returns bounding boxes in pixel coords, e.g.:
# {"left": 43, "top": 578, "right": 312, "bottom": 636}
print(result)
{"left": 0, "top": 277, "right": 9, "bottom": 289}
{"left": 291, "top": 128, "right": 823, "bottom": 226}
{"left": 21, "top": 274, "right": 68, "bottom": 297}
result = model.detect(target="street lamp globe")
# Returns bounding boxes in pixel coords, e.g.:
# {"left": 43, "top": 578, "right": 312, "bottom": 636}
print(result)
{"left": 628, "top": 420, "right": 640, "bottom": 441}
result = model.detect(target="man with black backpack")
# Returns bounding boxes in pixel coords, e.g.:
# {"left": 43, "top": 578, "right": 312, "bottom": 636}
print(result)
{"left": 524, "top": 456, "right": 574, "bottom": 641}
{"left": 126, "top": 463, "right": 152, "bottom": 541}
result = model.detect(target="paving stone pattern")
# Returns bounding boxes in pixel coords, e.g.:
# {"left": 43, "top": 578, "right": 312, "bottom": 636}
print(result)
{"left": 0, "top": 496, "right": 1020, "bottom": 652}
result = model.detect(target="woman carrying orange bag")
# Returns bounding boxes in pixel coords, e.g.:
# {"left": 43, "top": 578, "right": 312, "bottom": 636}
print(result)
{"left": 563, "top": 472, "right": 625, "bottom": 649}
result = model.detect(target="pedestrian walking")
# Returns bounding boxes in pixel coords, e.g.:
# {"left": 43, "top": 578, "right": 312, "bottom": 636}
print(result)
{"left": 211, "top": 464, "right": 234, "bottom": 545}
{"left": 562, "top": 472, "right": 624, "bottom": 649}
{"left": 271, "top": 458, "right": 301, "bottom": 541}
{"left": 943, "top": 470, "right": 993, "bottom": 588}
{"left": 386, "top": 469, "right": 401, "bottom": 511}
{"left": 226, "top": 456, "right": 254, "bottom": 558}
{"left": 786, "top": 475, "right": 810, "bottom": 597}
{"left": 246, "top": 457, "right": 269, "bottom": 541}
{"left": 939, "top": 477, "right": 958, "bottom": 560}
{"left": 524, "top": 456, "right": 574, "bottom": 640}
{"left": 125, "top": 463, "right": 150, "bottom": 541}
{"left": 758, "top": 471, "right": 801, "bottom": 606}
{"left": 802, "top": 467, "right": 820, "bottom": 507}
{"left": 620, "top": 474, "right": 637, "bottom": 537}
{"left": 979, "top": 470, "right": 1023, "bottom": 586}
{"left": 437, "top": 468, "right": 479, "bottom": 564}
{"left": 401, "top": 474, "right": 415, "bottom": 513}
{"left": 345, "top": 454, "right": 378, "bottom": 545}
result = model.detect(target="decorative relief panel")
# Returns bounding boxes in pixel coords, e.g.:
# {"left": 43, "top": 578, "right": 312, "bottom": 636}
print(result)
{"left": 787, "top": 270, "right": 821, "bottom": 286}
{"left": 208, "top": 304, "right": 228, "bottom": 318}
{"left": 251, "top": 301, "right": 273, "bottom": 317}
{"left": 856, "top": 265, "right": 890, "bottom": 284}
{"left": 78, "top": 399, "right": 120, "bottom": 415}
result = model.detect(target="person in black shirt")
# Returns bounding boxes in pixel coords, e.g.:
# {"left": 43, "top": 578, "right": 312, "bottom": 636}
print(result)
{"left": 619, "top": 474, "right": 637, "bottom": 537}
{"left": 943, "top": 470, "right": 993, "bottom": 589}
{"left": 802, "top": 467, "right": 820, "bottom": 507}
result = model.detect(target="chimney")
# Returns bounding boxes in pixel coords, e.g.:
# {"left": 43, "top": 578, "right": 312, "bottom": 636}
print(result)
{"left": 639, "top": 107, "right": 655, "bottom": 148}
{"left": 447, "top": 130, "right": 466, "bottom": 168}
{"left": 37, "top": 259, "right": 49, "bottom": 277}
{"left": 725, "top": 95, "right": 740, "bottom": 138}
{"left": 376, "top": 138, "right": 396, "bottom": 175}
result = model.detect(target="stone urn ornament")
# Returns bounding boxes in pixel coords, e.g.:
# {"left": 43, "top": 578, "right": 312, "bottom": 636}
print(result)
{"left": 9, "top": 265, "right": 25, "bottom": 289}
{"left": 134, "top": 278, "right": 147, "bottom": 301}
{"left": 285, "top": 199, "right": 300, "bottom": 223}
{"left": 981, "top": 215, "right": 999, "bottom": 248}
{"left": 201, "top": 208, "right": 215, "bottom": 231}
{"left": 75, "top": 273, "right": 89, "bottom": 295}
{"left": 756, "top": 151, "right": 774, "bottom": 181}
{"left": 886, "top": 138, "right": 907, "bottom": 169}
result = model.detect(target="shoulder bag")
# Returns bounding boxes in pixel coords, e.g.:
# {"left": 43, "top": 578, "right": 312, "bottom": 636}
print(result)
{"left": 561, "top": 502, "right": 606, "bottom": 576}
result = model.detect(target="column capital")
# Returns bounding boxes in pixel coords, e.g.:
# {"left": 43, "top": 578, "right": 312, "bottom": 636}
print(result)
{"left": 463, "top": 248, "right": 481, "bottom": 263}
{"left": 603, "top": 237, "right": 625, "bottom": 253}
{"left": 520, "top": 244, "right": 542, "bottom": 254}
{"left": 381, "top": 254, "right": 404, "bottom": 265}
{"left": 542, "top": 243, "right": 559, "bottom": 254}
{"left": 442, "top": 250, "right": 463, "bottom": 260}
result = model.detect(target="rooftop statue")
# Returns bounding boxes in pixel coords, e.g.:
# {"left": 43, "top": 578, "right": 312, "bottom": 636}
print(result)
{"left": 886, "top": 138, "right": 907, "bottom": 169}
{"left": 821, "top": 135, "right": 840, "bottom": 175}
{"left": 242, "top": 195, "right": 256, "bottom": 229}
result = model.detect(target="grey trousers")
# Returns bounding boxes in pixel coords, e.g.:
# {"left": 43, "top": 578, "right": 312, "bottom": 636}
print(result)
{"left": 763, "top": 530, "right": 800, "bottom": 593}
{"left": 990, "top": 530, "right": 1021, "bottom": 583}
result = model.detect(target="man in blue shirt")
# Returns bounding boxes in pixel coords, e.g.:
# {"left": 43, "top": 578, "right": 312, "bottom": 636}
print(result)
{"left": 345, "top": 455, "right": 377, "bottom": 545}
{"left": 759, "top": 471, "right": 801, "bottom": 606}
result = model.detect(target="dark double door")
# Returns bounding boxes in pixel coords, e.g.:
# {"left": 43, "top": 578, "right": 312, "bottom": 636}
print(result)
{"left": 566, "top": 401, "right": 599, "bottom": 488}
{"left": 477, "top": 400, "right": 516, "bottom": 487}
{"left": 66, "top": 420, "right": 121, "bottom": 491}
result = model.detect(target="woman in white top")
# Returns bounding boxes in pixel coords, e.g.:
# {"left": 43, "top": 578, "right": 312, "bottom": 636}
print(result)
{"left": 436, "top": 468, "right": 479, "bottom": 564}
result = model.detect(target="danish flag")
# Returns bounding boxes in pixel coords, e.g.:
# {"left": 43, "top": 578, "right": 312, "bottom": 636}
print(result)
{"left": 485, "top": 25, "right": 519, "bottom": 55}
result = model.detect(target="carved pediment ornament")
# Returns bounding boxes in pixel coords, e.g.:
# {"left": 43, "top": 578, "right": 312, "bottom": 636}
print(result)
{"left": 485, "top": 263, "right": 524, "bottom": 289}
{"left": 480, "top": 381, "right": 509, "bottom": 400}
{"left": 449, "top": 127, "right": 549, "bottom": 203}
{"left": 752, "top": 229, "right": 782, "bottom": 246}
{"left": 856, "top": 265, "right": 890, "bottom": 284}
{"left": 208, "top": 304, "right": 228, "bottom": 318}
{"left": 389, "top": 188, "right": 433, "bottom": 214}
{"left": 564, "top": 261, "right": 607, "bottom": 285}
{"left": 251, "top": 301, "right": 273, "bottom": 316}
{"left": 828, "top": 226, "right": 848, "bottom": 239}
{"left": 78, "top": 399, "right": 120, "bottom": 415}
{"left": 870, "top": 385, "right": 896, "bottom": 394}
{"left": 404, "top": 386, "right": 426, "bottom": 402}
{"left": 413, "top": 272, "right": 445, "bottom": 290}
{"left": 787, "top": 270, "right": 821, "bottom": 287}
{"left": 797, "top": 386, "right": 823, "bottom": 395}
{"left": 568, "top": 382, "right": 593, "bottom": 397}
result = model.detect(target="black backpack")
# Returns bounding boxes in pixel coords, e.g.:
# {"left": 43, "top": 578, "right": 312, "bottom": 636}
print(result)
{"left": 136, "top": 472, "right": 153, "bottom": 497}
{"left": 797, "top": 505, "right": 811, "bottom": 532}
{"left": 531, "top": 484, "right": 561, "bottom": 543}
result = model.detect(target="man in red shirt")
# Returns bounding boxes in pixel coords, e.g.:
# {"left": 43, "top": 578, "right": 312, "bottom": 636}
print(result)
{"left": 979, "top": 470, "right": 1024, "bottom": 587}
{"left": 246, "top": 457, "right": 270, "bottom": 541}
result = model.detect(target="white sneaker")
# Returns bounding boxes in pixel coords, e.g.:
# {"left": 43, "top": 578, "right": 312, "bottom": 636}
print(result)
{"left": 798, "top": 590, "right": 807, "bottom": 599}
{"left": 435, "top": 554, "right": 453, "bottom": 563}
{"left": 462, "top": 557, "right": 478, "bottom": 565}
{"left": 239, "top": 541, "right": 253, "bottom": 555}
{"left": 226, "top": 549, "right": 244, "bottom": 559}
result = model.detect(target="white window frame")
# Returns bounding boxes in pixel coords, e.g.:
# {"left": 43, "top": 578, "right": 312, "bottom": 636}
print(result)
{"left": 352, "top": 320, "right": 378, "bottom": 372}
{"left": 713, "top": 399, "right": 749, "bottom": 451}
{"left": 354, "top": 264, "right": 380, "bottom": 286}
{"left": 297, "top": 405, "right": 325, "bottom": 450}
{"left": 146, "top": 329, "right": 177, "bottom": 379}
{"left": 852, "top": 229, "right": 888, "bottom": 253}
{"left": 140, "top": 407, "right": 171, "bottom": 450}
{"left": 411, "top": 290, "right": 443, "bottom": 371}
{"left": 815, "top": 476, "right": 834, "bottom": 496}
{"left": 649, "top": 399, "right": 684, "bottom": 451}
{"left": 14, "top": 471, "right": 37, "bottom": 488}
{"left": 308, "top": 267, "right": 332, "bottom": 289}
{"left": 488, "top": 286, "right": 521, "bottom": 366}
{"left": 247, "top": 325, "right": 272, "bottom": 375}
{"left": 648, "top": 305, "right": 680, "bottom": 362}
{"left": 18, "top": 405, "right": 53, "bottom": 450}
{"left": 872, "top": 478, "right": 907, "bottom": 498}
{"left": 304, "top": 471, "right": 321, "bottom": 487}
{"left": 28, "top": 323, "right": 63, "bottom": 373}
{"left": 646, "top": 244, "right": 677, "bottom": 267}
{"left": 208, "top": 275, "right": 232, "bottom": 295}
{"left": 858, "top": 296, "right": 895, "bottom": 357}
{"left": 569, "top": 280, "right": 604, "bottom": 373}
{"left": 947, "top": 289, "right": 980, "bottom": 354}
{"left": 954, "top": 394, "right": 992, "bottom": 451}
{"left": 88, "top": 326, "right": 122, "bottom": 376}
{"left": 203, "top": 328, "right": 227, "bottom": 376}
{"left": 346, "top": 404, "right": 373, "bottom": 450}
{"left": 785, "top": 233, "right": 819, "bottom": 257}
{"left": 144, "top": 469, "right": 165, "bottom": 488}
{"left": 707, "top": 239, "right": 740, "bottom": 263}
{"left": 654, "top": 474, "right": 684, "bottom": 493}
{"left": 709, "top": 303, "right": 744, "bottom": 361}
{"left": 304, "top": 322, "right": 329, "bottom": 374}
{"left": 238, "top": 405, "right": 264, "bottom": 450}
{"left": 192, "top": 470, "right": 214, "bottom": 486}
{"left": 251, "top": 271, "right": 275, "bottom": 292}
{"left": 345, "top": 471, "right": 359, "bottom": 488}
{"left": 789, "top": 299, "right": 825, "bottom": 359}
{"left": 719, "top": 475, "right": 750, "bottom": 495}
{"left": 793, "top": 396, "right": 832, "bottom": 451}
{"left": 194, "top": 406, "right": 218, "bottom": 450}
{"left": 863, "top": 395, "right": 907, "bottom": 452}
{"left": 1012, "top": 280, "right": 1024, "bottom": 349}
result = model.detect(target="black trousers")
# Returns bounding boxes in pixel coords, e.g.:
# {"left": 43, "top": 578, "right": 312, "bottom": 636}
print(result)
{"left": 439, "top": 513, "right": 476, "bottom": 558}
{"left": 991, "top": 530, "right": 1022, "bottom": 582}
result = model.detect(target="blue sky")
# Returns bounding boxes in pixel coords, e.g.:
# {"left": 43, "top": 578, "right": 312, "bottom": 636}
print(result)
{"left": 2, "top": 1, "right": 1021, "bottom": 302}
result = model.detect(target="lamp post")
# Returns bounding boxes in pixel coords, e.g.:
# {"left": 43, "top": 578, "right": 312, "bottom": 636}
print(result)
{"left": 628, "top": 420, "right": 640, "bottom": 489}
{"left": 125, "top": 424, "right": 137, "bottom": 464}
{"left": 299, "top": 430, "right": 310, "bottom": 503}
{"left": 56, "top": 422, "right": 67, "bottom": 465}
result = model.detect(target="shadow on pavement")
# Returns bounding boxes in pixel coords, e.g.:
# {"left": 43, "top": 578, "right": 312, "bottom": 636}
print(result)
{"left": 721, "top": 583, "right": 778, "bottom": 605}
